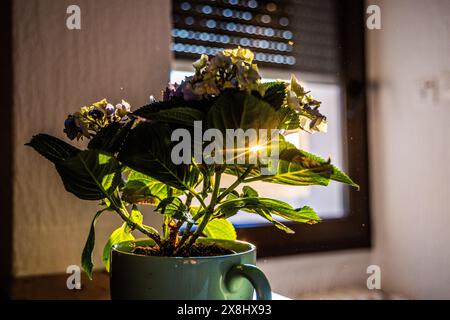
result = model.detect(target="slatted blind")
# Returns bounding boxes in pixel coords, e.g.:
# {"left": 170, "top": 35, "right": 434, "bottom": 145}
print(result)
{"left": 171, "top": 0, "right": 341, "bottom": 75}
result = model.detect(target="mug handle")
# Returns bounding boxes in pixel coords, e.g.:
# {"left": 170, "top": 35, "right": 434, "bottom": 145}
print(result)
{"left": 226, "top": 264, "right": 272, "bottom": 300}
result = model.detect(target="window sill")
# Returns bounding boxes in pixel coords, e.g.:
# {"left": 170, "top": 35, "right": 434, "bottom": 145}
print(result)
{"left": 10, "top": 272, "right": 290, "bottom": 300}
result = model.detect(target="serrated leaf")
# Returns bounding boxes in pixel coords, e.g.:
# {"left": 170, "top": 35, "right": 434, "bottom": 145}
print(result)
{"left": 279, "top": 107, "right": 301, "bottom": 130}
{"left": 218, "top": 197, "right": 321, "bottom": 224}
{"left": 254, "top": 208, "right": 294, "bottom": 234}
{"left": 224, "top": 138, "right": 358, "bottom": 188}
{"left": 102, "top": 223, "right": 135, "bottom": 272}
{"left": 118, "top": 122, "right": 199, "bottom": 190}
{"left": 242, "top": 185, "right": 258, "bottom": 197}
{"left": 26, "top": 134, "right": 80, "bottom": 162}
{"left": 203, "top": 218, "right": 237, "bottom": 240}
{"left": 261, "top": 81, "right": 287, "bottom": 110}
{"left": 88, "top": 121, "right": 133, "bottom": 153}
{"left": 81, "top": 208, "right": 108, "bottom": 279}
{"left": 137, "top": 107, "right": 204, "bottom": 126}
{"left": 55, "top": 150, "right": 122, "bottom": 200}
{"left": 299, "top": 149, "right": 359, "bottom": 189}
{"left": 28, "top": 136, "right": 122, "bottom": 201}
{"left": 124, "top": 205, "right": 143, "bottom": 232}
{"left": 133, "top": 98, "right": 212, "bottom": 118}
{"left": 122, "top": 170, "right": 175, "bottom": 205}
{"left": 207, "top": 91, "right": 283, "bottom": 132}
{"left": 155, "top": 197, "right": 191, "bottom": 222}
{"left": 267, "top": 146, "right": 333, "bottom": 186}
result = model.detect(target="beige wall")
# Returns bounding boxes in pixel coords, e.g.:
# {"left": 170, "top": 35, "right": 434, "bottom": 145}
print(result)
{"left": 368, "top": 0, "right": 450, "bottom": 299}
{"left": 13, "top": 0, "right": 171, "bottom": 276}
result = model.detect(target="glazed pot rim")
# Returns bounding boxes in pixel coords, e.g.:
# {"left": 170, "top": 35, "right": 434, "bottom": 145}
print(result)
{"left": 112, "top": 238, "right": 256, "bottom": 260}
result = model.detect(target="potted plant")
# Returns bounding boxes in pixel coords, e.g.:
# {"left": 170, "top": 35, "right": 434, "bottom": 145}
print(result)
{"left": 27, "top": 47, "right": 358, "bottom": 300}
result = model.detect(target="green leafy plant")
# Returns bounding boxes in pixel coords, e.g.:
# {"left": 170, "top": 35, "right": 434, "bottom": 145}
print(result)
{"left": 27, "top": 47, "right": 358, "bottom": 279}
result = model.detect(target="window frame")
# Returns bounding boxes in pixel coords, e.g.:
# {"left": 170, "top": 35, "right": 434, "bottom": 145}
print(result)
{"left": 234, "top": 0, "right": 371, "bottom": 257}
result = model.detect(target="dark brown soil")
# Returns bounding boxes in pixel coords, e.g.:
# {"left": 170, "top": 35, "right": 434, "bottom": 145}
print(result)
{"left": 132, "top": 243, "right": 235, "bottom": 257}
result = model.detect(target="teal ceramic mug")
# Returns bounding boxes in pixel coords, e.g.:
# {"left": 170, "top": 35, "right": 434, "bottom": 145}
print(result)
{"left": 110, "top": 238, "right": 272, "bottom": 300}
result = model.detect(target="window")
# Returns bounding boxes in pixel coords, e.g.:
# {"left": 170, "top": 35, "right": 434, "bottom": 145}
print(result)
{"left": 170, "top": 0, "right": 370, "bottom": 256}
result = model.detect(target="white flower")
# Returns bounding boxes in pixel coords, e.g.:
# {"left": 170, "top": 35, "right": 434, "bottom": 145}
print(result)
{"left": 105, "top": 103, "right": 115, "bottom": 115}
{"left": 120, "top": 100, "right": 131, "bottom": 112}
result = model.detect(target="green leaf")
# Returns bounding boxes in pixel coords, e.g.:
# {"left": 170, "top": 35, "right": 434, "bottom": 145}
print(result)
{"left": 55, "top": 150, "right": 122, "bottom": 200}
{"left": 271, "top": 204, "right": 319, "bottom": 224}
{"left": 81, "top": 208, "right": 108, "bottom": 279}
{"left": 261, "top": 81, "right": 287, "bottom": 110}
{"left": 203, "top": 218, "right": 237, "bottom": 240}
{"left": 122, "top": 170, "right": 176, "bottom": 205}
{"left": 141, "top": 224, "right": 160, "bottom": 236}
{"left": 220, "top": 191, "right": 295, "bottom": 234}
{"left": 299, "top": 149, "right": 359, "bottom": 189}
{"left": 242, "top": 185, "right": 258, "bottom": 197}
{"left": 265, "top": 145, "right": 333, "bottom": 186}
{"left": 118, "top": 122, "right": 199, "bottom": 190}
{"left": 224, "top": 138, "right": 358, "bottom": 188}
{"left": 275, "top": 139, "right": 358, "bottom": 187}
{"left": 28, "top": 136, "right": 122, "bottom": 201}
{"left": 218, "top": 197, "right": 321, "bottom": 224}
{"left": 26, "top": 134, "right": 80, "bottom": 162}
{"left": 199, "top": 164, "right": 215, "bottom": 197}
{"left": 102, "top": 223, "right": 135, "bottom": 272}
{"left": 207, "top": 91, "right": 284, "bottom": 132}
{"left": 88, "top": 121, "right": 133, "bottom": 153}
{"left": 133, "top": 98, "right": 213, "bottom": 119}
{"left": 155, "top": 197, "right": 191, "bottom": 222}
{"left": 138, "top": 107, "right": 204, "bottom": 126}
{"left": 278, "top": 107, "right": 301, "bottom": 130}
{"left": 125, "top": 205, "right": 143, "bottom": 232}
{"left": 254, "top": 208, "right": 294, "bottom": 234}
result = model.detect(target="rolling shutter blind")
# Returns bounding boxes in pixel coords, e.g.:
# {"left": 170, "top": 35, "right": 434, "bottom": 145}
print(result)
{"left": 171, "top": 0, "right": 341, "bottom": 75}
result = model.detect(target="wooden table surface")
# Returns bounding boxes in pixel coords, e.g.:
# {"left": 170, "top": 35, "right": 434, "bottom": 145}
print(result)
{"left": 12, "top": 272, "right": 111, "bottom": 300}
{"left": 11, "top": 272, "right": 290, "bottom": 300}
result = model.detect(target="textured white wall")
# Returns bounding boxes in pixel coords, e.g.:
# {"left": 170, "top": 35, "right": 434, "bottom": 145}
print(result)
{"left": 367, "top": 0, "right": 450, "bottom": 299}
{"left": 12, "top": 0, "right": 171, "bottom": 276}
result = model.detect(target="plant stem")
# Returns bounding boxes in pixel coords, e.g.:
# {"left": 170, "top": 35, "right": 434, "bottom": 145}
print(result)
{"left": 174, "top": 209, "right": 203, "bottom": 254}
{"left": 216, "top": 165, "right": 254, "bottom": 203}
{"left": 115, "top": 205, "right": 163, "bottom": 246}
{"left": 188, "top": 188, "right": 208, "bottom": 210}
{"left": 108, "top": 189, "right": 162, "bottom": 246}
{"left": 181, "top": 170, "right": 222, "bottom": 250}
{"left": 162, "top": 187, "right": 173, "bottom": 239}
{"left": 168, "top": 193, "right": 195, "bottom": 250}
{"left": 210, "top": 170, "right": 222, "bottom": 209}
{"left": 174, "top": 193, "right": 194, "bottom": 231}
{"left": 185, "top": 193, "right": 194, "bottom": 210}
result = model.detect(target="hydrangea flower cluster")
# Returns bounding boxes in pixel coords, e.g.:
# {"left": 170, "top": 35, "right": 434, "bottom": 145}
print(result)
{"left": 285, "top": 75, "right": 327, "bottom": 133}
{"left": 163, "top": 47, "right": 264, "bottom": 102}
{"left": 64, "top": 99, "right": 131, "bottom": 140}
